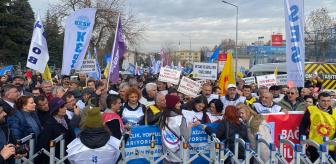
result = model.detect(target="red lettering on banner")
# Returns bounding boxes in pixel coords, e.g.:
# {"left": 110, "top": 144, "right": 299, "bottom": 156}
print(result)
{"left": 264, "top": 112, "right": 304, "bottom": 162}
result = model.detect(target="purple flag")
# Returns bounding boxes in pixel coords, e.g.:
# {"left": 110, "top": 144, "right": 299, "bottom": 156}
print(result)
{"left": 108, "top": 15, "right": 126, "bottom": 84}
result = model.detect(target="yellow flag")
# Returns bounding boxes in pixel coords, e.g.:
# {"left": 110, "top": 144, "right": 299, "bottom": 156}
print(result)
{"left": 103, "top": 63, "right": 110, "bottom": 78}
{"left": 218, "top": 52, "right": 235, "bottom": 96}
{"left": 237, "top": 70, "right": 244, "bottom": 78}
{"left": 274, "top": 65, "right": 279, "bottom": 76}
{"left": 42, "top": 64, "right": 52, "bottom": 83}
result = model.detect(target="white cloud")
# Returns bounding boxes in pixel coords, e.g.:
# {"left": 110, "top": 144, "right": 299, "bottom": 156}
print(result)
{"left": 29, "top": 0, "right": 336, "bottom": 52}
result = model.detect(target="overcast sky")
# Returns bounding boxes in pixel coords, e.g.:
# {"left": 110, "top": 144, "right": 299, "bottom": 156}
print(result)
{"left": 30, "top": 0, "right": 336, "bottom": 53}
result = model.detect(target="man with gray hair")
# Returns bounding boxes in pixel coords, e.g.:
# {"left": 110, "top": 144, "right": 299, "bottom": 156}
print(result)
{"left": 52, "top": 86, "right": 66, "bottom": 98}
{"left": 146, "top": 93, "right": 166, "bottom": 125}
{"left": 41, "top": 80, "right": 53, "bottom": 100}
{"left": 252, "top": 92, "right": 285, "bottom": 114}
{"left": 278, "top": 87, "right": 305, "bottom": 111}
{"left": 139, "top": 82, "right": 157, "bottom": 107}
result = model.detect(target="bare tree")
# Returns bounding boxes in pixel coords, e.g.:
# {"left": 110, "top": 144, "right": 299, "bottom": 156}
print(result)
{"left": 305, "top": 8, "right": 335, "bottom": 61}
{"left": 49, "top": 0, "right": 145, "bottom": 50}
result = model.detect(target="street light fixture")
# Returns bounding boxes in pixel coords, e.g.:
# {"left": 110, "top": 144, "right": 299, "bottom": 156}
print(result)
{"left": 221, "top": 0, "right": 238, "bottom": 77}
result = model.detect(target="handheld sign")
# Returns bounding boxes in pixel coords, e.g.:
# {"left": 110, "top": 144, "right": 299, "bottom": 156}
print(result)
{"left": 242, "top": 77, "right": 256, "bottom": 85}
{"left": 177, "top": 76, "right": 201, "bottom": 98}
{"left": 158, "top": 67, "right": 181, "bottom": 85}
{"left": 193, "top": 62, "right": 217, "bottom": 80}
{"left": 276, "top": 74, "right": 288, "bottom": 86}
{"left": 78, "top": 59, "right": 97, "bottom": 73}
{"left": 256, "top": 74, "right": 277, "bottom": 88}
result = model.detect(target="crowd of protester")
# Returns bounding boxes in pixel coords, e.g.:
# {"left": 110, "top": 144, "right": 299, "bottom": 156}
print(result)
{"left": 0, "top": 70, "right": 335, "bottom": 163}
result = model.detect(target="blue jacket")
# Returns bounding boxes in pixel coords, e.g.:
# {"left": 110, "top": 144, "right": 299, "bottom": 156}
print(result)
{"left": 7, "top": 110, "right": 42, "bottom": 140}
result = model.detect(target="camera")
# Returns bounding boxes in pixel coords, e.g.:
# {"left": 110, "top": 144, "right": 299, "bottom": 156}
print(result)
{"left": 15, "top": 144, "right": 28, "bottom": 154}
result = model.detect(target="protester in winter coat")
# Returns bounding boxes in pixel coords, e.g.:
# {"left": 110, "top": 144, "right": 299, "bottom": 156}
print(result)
{"left": 34, "top": 95, "right": 50, "bottom": 127}
{"left": 119, "top": 87, "right": 146, "bottom": 126}
{"left": 236, "top": 103, "right": 272, "bottom": 162}
{"left": 204, "top": 105, "right": 248, "bottom": 161}
{"left": 205, "top": 99, "right": 223, "bottom": 123}
{"left": 299, "top": 92, "right": 336, "bottom": 162}
{"left": 146, "top": 93, "right": 166, "bottom": 125}
{"left": 0, "top": 101, "right": 19, "bottom": 163}
{"left": 278, "top": 88, "right": 306, "bottom": 111}
{"left": 7, "top": 96, "right": 42, "bottom": 140}
{"left": 37, "top": 97, "right": 75, "bottom": 164}
{"left": 160, "top": 94, "right": 191, "bottom": 164}
{"left": 103, "top": 95, "right": 125, "bottom": 139}
{"left": 139, "top": 83, "right": 158, "bottom": 107}
{"left": 0, "top": 84, "right": 20, "bottom": 116}
{"left": 66, "top": 108, "right": 120, "bottom": 164}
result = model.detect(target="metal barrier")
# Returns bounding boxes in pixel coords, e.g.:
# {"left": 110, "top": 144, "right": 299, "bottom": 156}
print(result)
{"left": 14, "top": 133, "right": 40, "bottom": 164}
{"left": 15, "top": 129, "right": 336, "bottom": 163}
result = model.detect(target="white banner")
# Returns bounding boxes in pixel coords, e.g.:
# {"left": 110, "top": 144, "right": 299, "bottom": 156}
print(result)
{"left": 256, "top": 74, "right": 277, "bottom": 88}
{"left": 26, "top": 13, "right": 49, "bottom": 73}
{"left": 158, "top": 67, "right": 181, "bottom": 85}
{"left": 61, "top": 8, "right": 97, "bottom": 75}
{"left": 78, "top": 59, "right": 97, "bottom": 73}
{"left": 193, "top": 62, "right": 217, "bottom": 80}
{"left": 276, "top": 74, "right": 288, "bottom": 85}
{"left": 284, "top": 0, "right": 305, "bottom": 87}
{"left": 242, "top": 77, "right": 256, "bottom": 85}
{"left": 177, "top": 76, "right": 201, "bottom": 98}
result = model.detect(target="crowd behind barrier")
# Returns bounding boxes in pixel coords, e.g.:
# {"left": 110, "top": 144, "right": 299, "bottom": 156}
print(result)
{"left": 14, "top": 124, "right": 336, "bottom": 164}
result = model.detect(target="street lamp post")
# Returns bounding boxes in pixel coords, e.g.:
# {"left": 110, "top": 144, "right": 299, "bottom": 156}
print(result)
{"left": 222, "top": 0, "right": 238, "bottom": 77}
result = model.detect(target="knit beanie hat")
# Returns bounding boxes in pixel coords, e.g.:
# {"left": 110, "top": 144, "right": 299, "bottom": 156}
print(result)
{"left": 165, "top": 95, "right": 180, "bottom": 109}
{"left": 49, "top": 97, "right": 66, "bottom": 115}
{"left": 83, "top": 108, "right": 104, "bottom": 128}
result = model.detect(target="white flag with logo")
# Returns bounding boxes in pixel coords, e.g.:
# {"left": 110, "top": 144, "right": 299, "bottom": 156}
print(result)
{"left": 26, "top": 13, "right": 49, "bottom": 73}
{"left": 61, "top": 8, "right": 97, "bottom": 75}
{"left": 284, "top": 0, "right": 305, "bottom": 87}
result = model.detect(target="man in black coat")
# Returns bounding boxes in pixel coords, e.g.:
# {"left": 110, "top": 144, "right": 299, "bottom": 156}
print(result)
{"left": 0, "top": 101, "right": 18, "bottom": 163}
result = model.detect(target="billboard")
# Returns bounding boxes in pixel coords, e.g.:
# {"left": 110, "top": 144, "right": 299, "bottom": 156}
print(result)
{"left": 272, "top": 34, "right": 283, "bottom": 46}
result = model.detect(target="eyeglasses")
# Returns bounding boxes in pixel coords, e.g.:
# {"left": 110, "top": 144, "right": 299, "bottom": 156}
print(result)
{"left": 288, "top": 92, "right": 296, "bottom": 95}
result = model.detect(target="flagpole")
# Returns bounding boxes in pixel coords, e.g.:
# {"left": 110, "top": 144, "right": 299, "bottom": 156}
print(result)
{"left": 107, "top": 13, "right": 120, "bottom": 90}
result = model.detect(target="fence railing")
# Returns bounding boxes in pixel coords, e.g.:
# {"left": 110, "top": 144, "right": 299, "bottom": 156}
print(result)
{"left": 14, "top": 131, "right": 336, "bottom": 164}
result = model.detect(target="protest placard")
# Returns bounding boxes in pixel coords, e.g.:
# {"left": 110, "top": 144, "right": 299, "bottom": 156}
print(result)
{"left": 242, "top": 77, "right": 256, "bottom": 85}
{"left": 276, "top": 74, "right": 288, "bottom": 85}
{"left": 193, "top": 62, "right": 217, "bottom": 80}
{"left": 78, "top": 59, "right": 97, "bottom": 73}
{"left": 158, "top": 67, "right": 181, "bottom": 85}
{"left": 177, "top": 76, "right": 201, "bottom": 97}
{"left": 256, "top": 74, "right": 277, "bottom": 88}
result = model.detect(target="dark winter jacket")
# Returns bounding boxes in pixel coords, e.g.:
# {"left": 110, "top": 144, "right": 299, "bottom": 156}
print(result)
{"left": 7, "top": 110, "right": 42, "bottom": 140}
{"left": 205, "top": 120, "right": 248, "bottom": 159}
{"left": 0, "top": 124, "right": 17, "bottom": 164}
{"left": 37, "top": 116, "right": 75, "bottom": 164}
{"left": 278, "top": 96, "right": 306, "bottom": 111}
